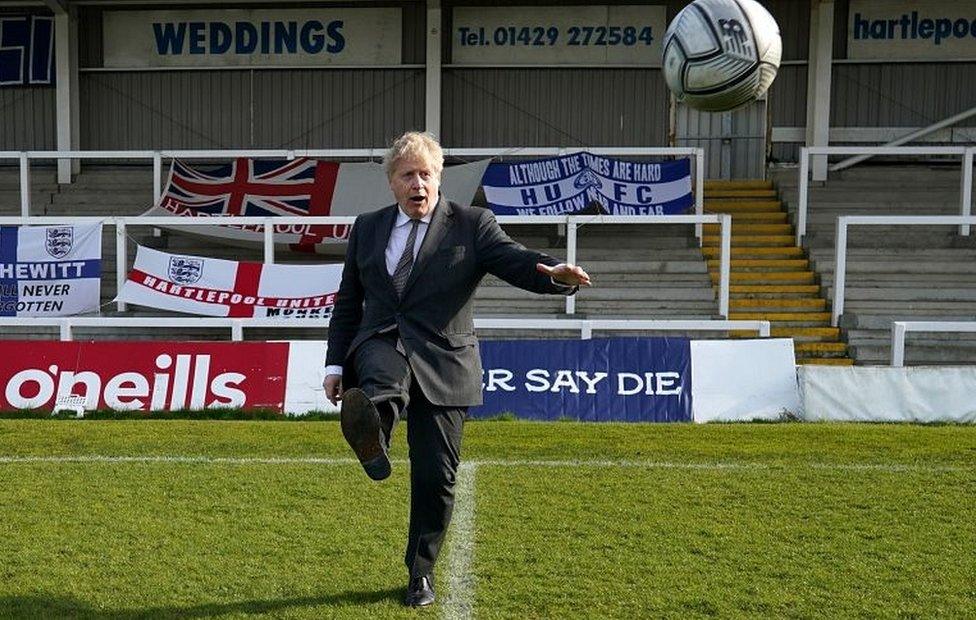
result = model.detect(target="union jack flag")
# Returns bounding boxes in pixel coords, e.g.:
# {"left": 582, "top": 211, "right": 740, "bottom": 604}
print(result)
{"left": 157, "top": 157, "right": 342, "bottom": 248}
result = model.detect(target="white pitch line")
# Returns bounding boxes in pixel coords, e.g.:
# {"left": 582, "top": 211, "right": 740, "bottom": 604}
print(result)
{"left": 0, "top": 455, "right": 969, "bottom": 473}
{"left": 442, "top": 462, "right": 477, "bottom": 620}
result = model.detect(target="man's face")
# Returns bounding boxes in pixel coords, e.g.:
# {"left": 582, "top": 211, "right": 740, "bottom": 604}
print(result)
{"left": 390, "top": 155, "right": 440, "bottom": 219}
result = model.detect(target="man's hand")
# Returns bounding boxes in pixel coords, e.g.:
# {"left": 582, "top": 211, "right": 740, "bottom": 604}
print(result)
{"left": 536, "top": 262, "right": 592, "bottom": 287}
{"left": 323, "top": 374, "right": 343, "bottom": 406}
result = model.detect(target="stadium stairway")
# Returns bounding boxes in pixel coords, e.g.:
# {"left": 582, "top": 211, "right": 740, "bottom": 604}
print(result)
{"left": 772, "top": 165, "right": 976, "bottom": 365}
{"left": 702, "top": 179, "right": 852, "bottom": 366}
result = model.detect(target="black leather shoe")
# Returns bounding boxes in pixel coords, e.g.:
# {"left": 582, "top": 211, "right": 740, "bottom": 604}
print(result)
{"left": 339, "top": 388, "right": 391, "bottom": 481}
{"left": 404, "top": 574, "right": 435, "bottom": 607}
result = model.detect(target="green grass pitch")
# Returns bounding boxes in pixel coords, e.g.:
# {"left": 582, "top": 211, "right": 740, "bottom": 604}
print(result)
{"left": 0, "top": 420, "right": 973, "bottom": 619}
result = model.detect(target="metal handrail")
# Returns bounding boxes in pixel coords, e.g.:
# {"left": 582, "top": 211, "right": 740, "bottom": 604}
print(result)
{"left": 797, "top": 146, "right": 975, "bottom": 244}
{"left": 891, "top": 321, "right": 976, "bottom": 367}
{"left": 0, "top": 316, "right": 769, "bottom": 342}
{"left": 0, "top": 147, "right": 707, "bottom": 236}
{"left": 830, "top": 215, "right": 976, "bottom": 327}
{"left": 0, "top": 213, "right": 732, "bottom": 319}
{"left": 831, "top": 105, "right": 976, "bottom": 172}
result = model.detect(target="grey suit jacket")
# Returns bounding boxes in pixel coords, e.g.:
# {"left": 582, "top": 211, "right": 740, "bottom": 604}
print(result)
{"left": 325, "top": 198, "right": 576, "bottom": 406}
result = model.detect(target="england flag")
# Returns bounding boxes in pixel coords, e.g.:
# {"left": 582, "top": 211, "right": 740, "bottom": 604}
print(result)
{"left": 0, "top": 224, "right": 102, "bottom": 317}
{"left": 117, "top": 246, "right": 343, "bottom": 318}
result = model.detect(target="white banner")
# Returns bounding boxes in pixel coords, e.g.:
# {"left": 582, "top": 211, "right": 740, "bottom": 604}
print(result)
{"left": 0, "top": 224, "right": 102, "bottom": 317}
{"left": 691, "top": 339, "right": 801, "bottom": 423}
{"left": 849, "top": 0, "right": 976, "bottom": 60}
{"left": 117, "top": 246, "right": 342, "bottom": 318}
{"left": 103, "top": 8, "right": 402, "bottom": 68}
{"left": 799, "top": 366, "right": 976, "bottom": 423}
{"left": 453, "top": 5, "right": 666, "bottom": 65}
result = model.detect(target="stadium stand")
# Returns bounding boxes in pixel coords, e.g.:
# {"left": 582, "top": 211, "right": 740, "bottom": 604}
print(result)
{"left": 3, "top": 160, "right": 974, "bottom": 367}
{"left": 774, "top": 165, "right": 976, "bottom": 365}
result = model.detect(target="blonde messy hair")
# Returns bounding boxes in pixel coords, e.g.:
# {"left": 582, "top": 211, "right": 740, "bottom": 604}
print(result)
{"left": 383, "top": 131, "right": 444, "bottom": 180}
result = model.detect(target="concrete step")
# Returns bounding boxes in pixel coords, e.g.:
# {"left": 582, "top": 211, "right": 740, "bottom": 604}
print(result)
{"left": 711, "top": 271, "right": 816, "bottom": 284}
{"left": 730, "top": 298, "right": 827, "bottom": 310}
{"left": 704, "top": 179, "right": 773, "bottom": 190}
{"left": 707, "top": 258, "right": 809, "bottom": 270}
{"left": 841, "top": 314, "right": 976, "bottom": 330}
{"left": 776, "top": 326, "right": 839, "bottom": 339}
{"left": 729, "top": 284, "right": 821, "bottom": 295}
{"left": 809, "top": 248, "right": 976, "bottom": 261}
{"left": 476, "top": 287, "right": 716, "bottom": 301}
{"left": 726, "top": 212, "right": 788, "bottom": 223}
{"left": 840, "top": 303, "right": 976, "bottom": 316}
{"left": 704, "top": 223, "right": 793, "bottom": 235}
{"left": 702, "top": 235, "right": 796, "bottom": 246}
{"left": 730, "top": 311, "right": 832, "bottom": 324}
{"left": 798, "top": 357, "right": 855, "bottom": 366}
{"left": 849, "top": 344, "right": 976, "bottom": 365}
{"left": 812, "top": 261, "right": 976, "bottom": 276}
{"left": 701, "top": 246, "right": 805, "bottom": 259}
{"left": 704, "top": 200, "right": 782, "bottom": 212}
{"left": 795, "top": 342, "right": 848, "bottom": 354}
{"left": 823, "top": 286, "right": 976, "bottom": 300}
{"left": 50, "top": 192, "right": 155, "bottom": 205}
{"left": 706, "top": 189, "right": 777, "bottom": 199}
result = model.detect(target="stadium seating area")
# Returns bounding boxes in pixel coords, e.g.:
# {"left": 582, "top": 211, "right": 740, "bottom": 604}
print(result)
{"left": 774, "top": 165, "right": 976, "bottom": 365}
{"left": 1, "top": 161, "right": 974, "bottom": 365}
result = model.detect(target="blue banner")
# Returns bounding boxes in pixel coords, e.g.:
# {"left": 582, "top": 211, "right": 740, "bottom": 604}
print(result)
{"left": 0, "top": 224, "right": 102, "bottom": 317}
{"left": 481, "top": 153, "right": 692, "bottom": 216}
{"left": 472, "top": 337, "right": 692, "bottom": 422}
{"left": 0, "top": 16, "right": 55, "bottom": 87}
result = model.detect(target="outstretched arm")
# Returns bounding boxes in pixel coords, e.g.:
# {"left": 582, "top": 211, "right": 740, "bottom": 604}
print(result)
{"left": 475, "top": 209, "right": 591, "bottom": 294}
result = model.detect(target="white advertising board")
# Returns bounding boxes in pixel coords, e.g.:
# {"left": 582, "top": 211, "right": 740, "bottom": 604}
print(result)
{"left": 690, "top": 339, "right": 801, "bottom": 423}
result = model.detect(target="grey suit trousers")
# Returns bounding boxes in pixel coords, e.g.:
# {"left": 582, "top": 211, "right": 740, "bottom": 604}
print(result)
{"left": 353, "top": 331, "right": 465, "bottom": 578}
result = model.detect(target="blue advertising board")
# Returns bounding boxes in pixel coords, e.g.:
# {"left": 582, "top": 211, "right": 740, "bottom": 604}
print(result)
{"left": 472, "top": 337, "right": 691, "bottom": 422}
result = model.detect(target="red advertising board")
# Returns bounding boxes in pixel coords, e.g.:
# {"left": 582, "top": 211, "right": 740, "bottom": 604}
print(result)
{"left": 0, "top": 341, "right": 289, "bottom": 412}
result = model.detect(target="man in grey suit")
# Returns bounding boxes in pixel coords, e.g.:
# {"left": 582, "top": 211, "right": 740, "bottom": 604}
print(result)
{"left": 323, "top": 132, "right": 590, "bottom": 607}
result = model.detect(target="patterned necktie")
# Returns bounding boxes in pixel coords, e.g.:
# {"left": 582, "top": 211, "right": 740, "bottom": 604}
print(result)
{"left": 392, "top": 219, "right": 421, "bottom": 297}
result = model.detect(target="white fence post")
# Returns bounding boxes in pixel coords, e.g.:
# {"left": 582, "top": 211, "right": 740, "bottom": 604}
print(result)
{"left": 264, "top": 218, "right": 275, "bottom": 264}
{"left": 718, "top": 213, "right": 731, "bottom": 318}
{"left": 831, "top": 216, "right": 848, "bottom": 327}
{"left": 797, "top": 147, "right": 809, "bottom": 247}
{"left": 19, "top": 153, "right": 30, "bottom": 218}
{"left": 565, "top": 217, "right": 577, "bottom": 315}
{"left": 231, "top": 320, "right": 243, "bottom": 342}
{"left": 116, "top": 219, "right": 127, "bottom": 312}
{"left": 891, "top": 321, "right": 906, "bottom": 367}
{"left": 153, "top": 151, "right": 162, "bottom": 204}
{"left": 59, "top": 319, "right": 72, "bottom": 341}
{"left": 695, "top": 148, "right": 705, "bottom": 244}
{"left": 961, "top": 147, "right": 973, "bottom": 236}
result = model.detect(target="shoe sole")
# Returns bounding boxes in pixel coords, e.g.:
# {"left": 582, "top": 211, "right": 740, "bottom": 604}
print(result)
{"left": 340, "top": 388, "right": 391, "bottom": 481}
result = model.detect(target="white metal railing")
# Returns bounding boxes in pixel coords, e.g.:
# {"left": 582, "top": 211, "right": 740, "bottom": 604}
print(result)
{"left": 0, "top": 316, "right": 769, "bottom": 342}
{"left": 830, "top": 105, "right": 976, "bottom": 172}
{"left": 797, "top": 146, "right": 975, "bottom": 245}
{"left": 0, "top": 147, "right": 706, "bottom": 235}
{"left": 0, "top": 213, "right": 732, "bottom": 318}
{"left": 830, "top": 215, "right": 976, "bottom": 327}
{"left": 891, "top": 321, "right": 976, "bottom": 367}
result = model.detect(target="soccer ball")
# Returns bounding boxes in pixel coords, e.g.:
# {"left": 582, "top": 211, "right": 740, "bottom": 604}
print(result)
{"left": 662, "top": 0, "right": 782, "bottom": 112}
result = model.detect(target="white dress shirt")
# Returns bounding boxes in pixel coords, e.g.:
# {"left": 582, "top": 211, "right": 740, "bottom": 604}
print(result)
{"left": 324, "top": 202, "right": 435, "bottom": 378}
